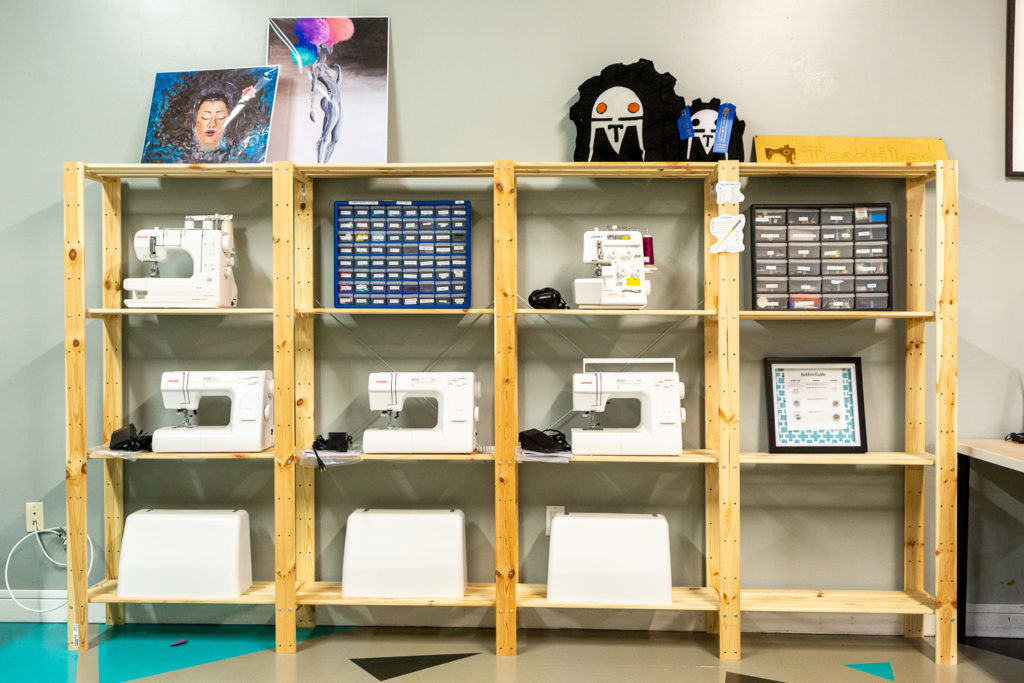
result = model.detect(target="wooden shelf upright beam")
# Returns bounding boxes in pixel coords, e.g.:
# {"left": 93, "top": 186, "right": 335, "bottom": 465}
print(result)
{"left": 292, "top": 170, "right": 317, "bottom": 630}
{"left": 272, "top": 162, "right": 298, "bottom": 653}
{"left": 100, "top": 176, "right": 126, "bottom": 627}
{"left": 493, "top": 161, "right": 519, "bottom": 656}
{"left": 902, "top": 171, "right": 928, "bottom": 639}
{"left": 934, "top": 160, "right": 959, "bottom": 664}
{"left": 706, "top": 161, "right": 741, "bottom": 659}
{"left": 63, "top": 162, "right": 89, "bottom": 650}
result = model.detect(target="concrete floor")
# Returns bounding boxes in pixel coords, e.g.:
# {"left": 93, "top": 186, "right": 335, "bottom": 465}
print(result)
{"left": 66, "top": 627, "right": 1024, "bottom": 683}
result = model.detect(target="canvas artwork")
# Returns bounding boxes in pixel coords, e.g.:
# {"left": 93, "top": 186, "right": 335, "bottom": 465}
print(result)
{"left": 141, "top": 66, "right": 279, "bottom": 163}
{"left": 266, "top": 17, "right": 390, "bottom": 163}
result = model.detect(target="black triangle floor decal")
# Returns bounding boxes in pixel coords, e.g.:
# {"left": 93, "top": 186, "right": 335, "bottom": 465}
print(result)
{"left": 351, "top": 652, "right": 478, "bottom": 681}
{"left": 725, "top": 673, "right": 788, "bottom": 683}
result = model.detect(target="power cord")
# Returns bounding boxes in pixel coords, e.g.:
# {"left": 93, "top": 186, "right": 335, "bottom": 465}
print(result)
{"left": 4, "top": 521, "right": 95, "bottom": 613}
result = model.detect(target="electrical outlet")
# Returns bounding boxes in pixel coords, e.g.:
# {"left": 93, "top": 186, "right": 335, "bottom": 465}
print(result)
{"left": 545, "top": 505, "right": 564, "bottom": 536}
{"left": 26, "top": 502, "right": 43, "bottom": 533}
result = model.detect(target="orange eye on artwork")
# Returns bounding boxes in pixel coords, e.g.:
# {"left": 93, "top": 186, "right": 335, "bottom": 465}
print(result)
{"left": 596, "top": 102, "right": 607, "bottom": 114}
{"left": 627, "top": 102, "right": 640, "bottom": 113}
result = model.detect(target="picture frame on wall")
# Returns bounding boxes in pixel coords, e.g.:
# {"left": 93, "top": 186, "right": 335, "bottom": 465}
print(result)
{"left": 1008, "top": 0, "right": 1024, "bottom": 176}
{"left": 764, "top": 357, "right": 867, "bottom": 453}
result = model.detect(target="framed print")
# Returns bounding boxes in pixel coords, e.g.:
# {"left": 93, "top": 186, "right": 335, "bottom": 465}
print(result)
{"left": 1009, "top": 0, "right": 1024, "bottom": 175}
{"left": 764, "top": 357, "right": 867, "bottom": 453}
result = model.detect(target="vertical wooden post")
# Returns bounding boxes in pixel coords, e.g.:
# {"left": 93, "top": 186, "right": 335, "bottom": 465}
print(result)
{"left": 493, "top": 161, "right": 519, "bottom": 656}
{"left": 702, "top": 174, "right": 720, "bottom": 635}
{"left": 710, "top": 161, "right": 741, "bottom": 659}
{"left": 292, "top": 171, "right": 317, "bottom": 628}
{"left": 100, "top": 177, "right": 125, "bottom": 626}
{"left": 272, "top": 162, "right": 298, "bottom": 653}
{"left": 934, "top": 160, "right": 959, "bottom": 664}
{"left": 63, "top": 162, "right": 89, "bottom": 650}
{"left": 903, "top": 175, "right": 928, "bottom": 638}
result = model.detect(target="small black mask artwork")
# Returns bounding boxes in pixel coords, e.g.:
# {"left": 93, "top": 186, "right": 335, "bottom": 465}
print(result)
{"left": 569, "top": 59, "right": 745, "bottom": 163}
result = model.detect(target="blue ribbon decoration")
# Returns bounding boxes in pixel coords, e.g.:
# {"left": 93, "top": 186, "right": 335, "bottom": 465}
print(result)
{"left": 712, "top": 102, "right": 735, "bottom": 154}
{"left": 677, "top": 106, "right": 694, "bottom": 140}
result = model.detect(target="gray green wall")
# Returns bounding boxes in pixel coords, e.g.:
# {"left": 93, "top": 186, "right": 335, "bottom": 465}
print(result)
{"left": 2, "top": 0, "right": 1022, "bottom": 629}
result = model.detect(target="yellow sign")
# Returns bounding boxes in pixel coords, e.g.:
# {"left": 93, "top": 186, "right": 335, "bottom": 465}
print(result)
{"left": 753, "top": 136, "right": 948, "bottom": 164}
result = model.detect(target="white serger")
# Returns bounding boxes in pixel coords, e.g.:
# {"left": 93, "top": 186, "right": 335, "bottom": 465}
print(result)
{"left": 571, "top": 358, "right": 685, "bottom": 456}
{"left": 362, "top": 372, "right": 479, "bottom": 454}
{"left": 152, "top": 370, "right": 273, "bottom": 452}
{"left": 573, "top": 226, "right": 651, "bottom": 309}
{"left": 122, "top": 214, "right": 237, "bottom": 308}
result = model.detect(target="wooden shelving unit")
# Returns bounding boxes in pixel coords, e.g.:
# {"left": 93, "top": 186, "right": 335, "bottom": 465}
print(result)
{"left": 64, "top": 159, "right": 957, "bottom": 665}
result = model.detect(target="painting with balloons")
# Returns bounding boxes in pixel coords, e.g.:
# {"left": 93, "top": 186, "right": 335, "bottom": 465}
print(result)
{"left": 266, "top": 17, "right": 390, "bottom": 163}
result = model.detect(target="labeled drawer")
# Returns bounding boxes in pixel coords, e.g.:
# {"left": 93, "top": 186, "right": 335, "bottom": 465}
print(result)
{"left": 821, "top": 242, "right": 854, "bottom": 259}
{"left": 821, "top": 260, "right": 855, "bottom": 276}
{"left": 754, "top": 293, "right": 788, "bottom": 310}
{"left": 789, "top": 293, "right": 821, "bottom": 310}
{"left": 787, "top": 208, "right": 820, "bottom": 225}
{"left": 853, "top": 241, "right": 888, "bottom": 258}
{"left": 755, "top": 276, "right": 788, "bottom": 293}
{"left": 754, "top": 259, "right": 788, "bottom": 276}
{"left": 854, "top": 224, "right": 888, "bottom": 241}
{"left": 820, "top": 225, "right": 854, "bottom": 241}
{"left": 854, "top": 206, "right": 888, "bottom": 224}
{"left": 854, "top": 259, "right": 888, "bottom": 275}
{"left": 754, "top": 226, "right": 787, "bottom": 242}
{"left": 788, "top": 260, "right": 821, "bottom": 276}
{"left": 788, "top": 226, "right": 820, "bottom": 242}
{"left": 821, "top": 276, "right": 855, "bottom": 293}
{"left": 755, "top": 243, "right": 788, "bottom": 259}
{"left": 789, "top": 276, "right": 822, "bottom": 293}
{"left": 822, "top": 293, "right": 855, "bottom": 310}
{"left": 788, "top": 243, "right": 821, "bottom": 259}
{"left": 820, "top": 208, "right": 854, "bottom": 225}
{"left": 855, "top": 275, "right": 888, "bottom": 293}
{"left": 752, "top": 208, "right": 787, "bottom": 226}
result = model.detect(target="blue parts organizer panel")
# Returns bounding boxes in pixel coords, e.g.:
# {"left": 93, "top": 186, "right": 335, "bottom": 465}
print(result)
{"left": 334, "top": 200, "right": 471, "bottom": 308}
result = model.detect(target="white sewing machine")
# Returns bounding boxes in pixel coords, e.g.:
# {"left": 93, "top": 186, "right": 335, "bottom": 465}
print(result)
{"left": 573, "top": 226, "right": 651, "bottom": 309}
{"left": 571, "top": 358, "right": 685, "bottom": 456}
{"left": 122, "top": 214, "right": 238, "bottom": 308}
{"left": 152, "top": 371, "right": 274, "bottom": 452}
{"left": 362, "top": 372, "right": 479, "bottom": 454}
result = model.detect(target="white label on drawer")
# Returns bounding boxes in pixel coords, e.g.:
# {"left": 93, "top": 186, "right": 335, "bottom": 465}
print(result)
{"left": 857, "top": 230, "right": 871, "bottom": 237}
{"left": 861, "top": 265, "right": 878, "bottom": 272}
{"left": 762, "top": 232, "right": 780, "bottom": 238}
{"left": 866, "top": 282, "right": 878, "bottom": 289}
{"left": 797, "top": 249, "right": 810, "bottom": 255}
{"left": 830, "top": 279, "right": 843, "bottom": 284}
{"left": 765, "top": 283, "right": 779, "bottom": 289}
{"left": 765, "top": 265, "right": 777, "bottom": 271}
{"left": 826, "top": 265, "right": 846, "bottom": 271}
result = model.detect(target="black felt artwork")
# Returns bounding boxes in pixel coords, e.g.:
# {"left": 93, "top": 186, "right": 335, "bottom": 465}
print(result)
{"left": 569, "top": 59, "right": 687, "bottom": 162}
{"left": 683, "top": 97, "right": 746, "bottom": 162}
{"left": 350, "top": 653, "right": 478, "bottom": 681}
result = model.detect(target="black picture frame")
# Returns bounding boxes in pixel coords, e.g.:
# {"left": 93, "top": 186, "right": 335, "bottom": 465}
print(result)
{"left": 1008, "top": 0, "right": 1024, "bottom": 176}
{"left": 764, "top": 357, "right": 867, "bottom": 454}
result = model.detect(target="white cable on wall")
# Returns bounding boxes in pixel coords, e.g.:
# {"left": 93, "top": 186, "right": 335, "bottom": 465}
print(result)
{"left": 4, "top": 523, "right": 95, "bottom": 614}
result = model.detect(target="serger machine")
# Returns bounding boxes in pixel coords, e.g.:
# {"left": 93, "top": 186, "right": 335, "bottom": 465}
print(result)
{"left": 571, "top": 358, "right": 685, "bottom": 456}
{"left": 573, "top": 226, "right": 652, "bottom": 309}
{"left": 362, "top": 372, "right": 479, "bottom": 454}
{"left": 122, "top": 214, "right": 238, "bottom": 308}
{"left": 152, "top": 370, "right": 274, "bottom": 452}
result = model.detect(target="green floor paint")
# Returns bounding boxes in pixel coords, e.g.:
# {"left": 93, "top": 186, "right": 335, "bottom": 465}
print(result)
{"left": 845, "top": 662, "right": 896, "bottom": 681}
{"left": 0, "top": 623, "right": 349, "bottom": 683}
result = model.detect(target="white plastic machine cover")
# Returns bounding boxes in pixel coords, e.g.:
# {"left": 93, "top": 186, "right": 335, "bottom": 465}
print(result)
{"left": 547, "top": 512, "right": 672, "bottom": 605}
{"left": 341, "top": 509, "right": 466, "bottom": 598}
{"left": 117, "top": 509, "right": 253, "bottom": 599}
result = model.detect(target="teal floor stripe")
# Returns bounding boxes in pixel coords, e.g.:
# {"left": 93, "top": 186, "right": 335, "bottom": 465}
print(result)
{"left": 0, "top": 623, "right": 350, "bottom": 683}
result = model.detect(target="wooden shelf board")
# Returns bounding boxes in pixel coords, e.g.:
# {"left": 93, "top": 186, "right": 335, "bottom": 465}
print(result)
{"left": 566, "top": 450, "right": 717, "bottom": 464}
{"left": 740, "top": 311, "right": 935, "bottom": 321}
{"left": 298, "top": 307, "right": 493, "bottom": 316}
{"left": 87, "top": 308, "right": 273, "bottom": 317}
{"left": 295, "top": 163, "right": 494, "bottom": 178}
{"left": 741, "top": 589, "right": 936, "bottom": 614}
{"left": 740, "top": 452, "right": 934, "bottom": 466}
{"left": 739, "top": 162, "right": 937, "bottom": 179}
{"left": 516, "top": 308, "right": 715, "bottom": 317}
{"left": 514, "top": 162, "right": 717, "bottom": 178}
{"left": 88, "top": 579, "right": 275, "bottom": 604}
{"left": 516, "top": 584, "right": 719, "bottom": 611}
{"left": 83, "top": 163, "right": 273, "bottom": 180}
{"left": 87, "top": 444, "right": 275, "bottom": 460}
{"left": 296, "top": 582, "right": 496, "bottom": 606}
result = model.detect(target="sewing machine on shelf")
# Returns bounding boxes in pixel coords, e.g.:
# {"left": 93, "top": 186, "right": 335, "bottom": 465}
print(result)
{"left": 573, "top": 226, "right": 652, "bottom": 309}
{"left": 152, "top": 370, "right": 273, "bottom": 452}
{"left": 570, "top": 358, "right": 685, "bottom": 456}
{"left": 362, "top": 372, "right": 479, "bottom": 454}
{"left": 122, "top": 214, "right": 238, "bottom": 308}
